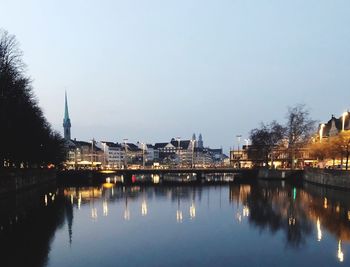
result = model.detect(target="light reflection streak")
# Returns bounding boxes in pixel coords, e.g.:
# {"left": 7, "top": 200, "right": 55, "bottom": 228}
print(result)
{"left": 317, "top": 217, "right": 322, "bottom": 242}
{"left": 91, "top": 208, "right": 97, "bottom": 220}
{"left": 236, "top": 213, "right": 242, "bottom": 223}
{"left": 338, "top": 240, "right": 344, "bottom": 262}
{"left": 124, "top": 209, "right": 130, "bottom": 221}
{"left": 176, "top": 210, "right": 183, "bottom": 223}
{"left": 141, "top": 200, "right": 148, "bottom": 216}
{"left": 78, "top": 193, "right": 81, "bottom": 209}
{"left": 103, "top": 200, "right": 108, "bottom": 216}
{"left": 190, "top": 203, "right": 196, "bottom": 219}
{"left": 243, "top": 206, "right": 249, "bottom": 217}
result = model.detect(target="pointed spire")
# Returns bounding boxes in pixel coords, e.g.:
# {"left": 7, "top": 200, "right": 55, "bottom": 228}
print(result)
{"left": 198, "top": 133, "right": 203, "bottom": 148}
{"left": 64, "top": 91, "right": 70, "bottom": 121}
{"left": 63, "top": 91, "right": 71, "bottom": 140}
{"left": 192, "top": 133, "right": 196, "bottom": 141}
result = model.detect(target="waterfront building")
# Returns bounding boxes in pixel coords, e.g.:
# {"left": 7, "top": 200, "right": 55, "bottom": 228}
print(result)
{"left": 154, "top": 136, "right": 225, "bottom": 166}
{"left": 230, "top": 145, "right": 315, "bottom": 169}
{"left": 121, "top": 143, "right": 143, "bottom": 165}
{"left": 318, "top": 112, "right": 350, "bottom": 140}
{"left": 65, "top": 139, "right": 103, "bottom": 169}
{"left": 135, "top": 143, "right": 159, "bottom": 163}
{"left": 98, "top": 141, "right": 125, "bottom": 169}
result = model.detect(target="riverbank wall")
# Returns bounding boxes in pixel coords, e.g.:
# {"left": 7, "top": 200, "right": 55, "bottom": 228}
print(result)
{"left": 304, "top": 168, "right": 350, "bottom": 190}
{"left": 0, "top": 169, "right": 56, "bottom": 196}
{"left": 257, "top": 168, "right": 303, "bottom": 180}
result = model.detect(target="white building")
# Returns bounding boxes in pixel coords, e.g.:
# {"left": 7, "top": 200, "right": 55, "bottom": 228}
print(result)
{"left": 98, "top": 141, "right": 125, "bottom": 169}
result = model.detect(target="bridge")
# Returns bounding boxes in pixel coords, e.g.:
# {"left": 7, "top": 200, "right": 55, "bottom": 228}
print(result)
{"left": 59, "top": 167, "right": 259, "bottom": 183}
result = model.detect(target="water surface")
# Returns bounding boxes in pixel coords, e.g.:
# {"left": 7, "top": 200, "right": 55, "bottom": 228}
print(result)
{"left": 1, "top": 180, "right": 350, "bottom": 267}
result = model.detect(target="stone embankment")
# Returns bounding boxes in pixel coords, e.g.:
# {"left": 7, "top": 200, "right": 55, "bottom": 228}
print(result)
{"left": 304, "top": 168, "right": 350, "bottom": 190}
{"left": 257, "top": 168, "right": 303, "bottom": 180}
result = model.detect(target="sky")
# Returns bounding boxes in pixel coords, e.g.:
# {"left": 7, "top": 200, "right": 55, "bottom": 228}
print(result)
{"left": 1, "top": 0, "right": 350, "bottom": 152}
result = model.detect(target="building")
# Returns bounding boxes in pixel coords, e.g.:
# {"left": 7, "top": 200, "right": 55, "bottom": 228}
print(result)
{"left": 319, "top": 112, "right": 350, "bottom": 140}
{"left": 65, "top": 139, "right": 103, "bottom": 169}
{"left": 97, "top": 141, "right": 125, "bottom": 169}
{"left": 230, "top": 144, "right": 315, "bottom": 169}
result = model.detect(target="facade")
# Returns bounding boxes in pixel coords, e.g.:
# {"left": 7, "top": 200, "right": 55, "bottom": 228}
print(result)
{"left": 319, "top": 112, "right": 350, "bottom": 140}
{"left": 230, "top": 145, "right": 315, "bottom": 169}
{"left": 65, "top": 140, "right": 104, "bottom": 169}
{"left": 98, "top": 141, "right": 125, "bottom": 169}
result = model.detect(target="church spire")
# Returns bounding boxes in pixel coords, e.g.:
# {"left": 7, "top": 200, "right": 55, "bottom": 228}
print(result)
{"left": 63, "top": 91, "right": 71, "bottom": 140}
{"left": 64, "top": 91, "right": 70, "bottom": 121}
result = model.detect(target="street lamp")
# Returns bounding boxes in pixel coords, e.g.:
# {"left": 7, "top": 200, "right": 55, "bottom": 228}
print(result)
{"left": 141, "top": 142, "right": 146, "bottom": 168}
{"left": 236, "top": 135, "right": 242, "bottom": 168}
{"left": 176, "top": 136, "right": 181, "bottom": 167}
{"left": 123, "top": 138, "right": 128, "bottom": 169}
{"left": 190, "top": 139, "right": 196, "bottom": 168}
{"left": 342, "top": 112, "right": 348, "bottom": 132}
{"left": 91, "top": 138, "right": 95, "bottom": 170}
{"left": 319, "top": 124, "right": 325, "bottom": 143}
{"left": 102, "top": 142, "right": 106, "bottom": 169}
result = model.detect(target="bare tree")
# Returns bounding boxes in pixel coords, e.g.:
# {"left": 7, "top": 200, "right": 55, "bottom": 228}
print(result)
{"left": 286, "top": 105, "right": 316, "bottom": 169}
{"left": 249, "top": 121, "right": 286, "bottom": 168}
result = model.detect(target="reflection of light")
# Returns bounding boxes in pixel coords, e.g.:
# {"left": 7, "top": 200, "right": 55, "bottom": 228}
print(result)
{"left": 317, "top": 217, "right": 322, "bottom": 241}
{"left": 51, "top": 194, "right": 55, "bottom": 201}
{"left": 70, "top": 194, "right": 74, "bottom": 204}
{"left": 324, "top": 198, "right": 328, "bottom": 209}
{"left": 78, "top": 193, "right": 81, "bottom": 209}
{"left": 348, "top": 211, "right": 350, "bottom": 221}
{"left": 103, "top": 183, "right": 113, "bottom": 189}
{"left": 288, "top": 217, "right": 296, "bottom": 226}
{"left": 293, "top": 187, "right": 297, "bottom": 200}
{"left": 91, "top": 208, "right": 97, "bottom": 220}
{"left": 190, "top": 204, "right": 196, "bottom": 219}
{"left": 114, "top": 177, "right": 117, "bottom": 183}
{"left": 44, "top": 195, "right": 48, "bottom": 206}
{"left": 243, "top": 206, "right": 249, "bottom": 217}
{"left": 141, "top": 201, "right": 148, "bottom": 216}
{"left": 152, "top": 174, "right": 160, "bottom": 184}
{"left": 111, "top": 187, "right": 114, "bottom": 197}
{"left": 236, "top": 213, "right": 242, "bottom": 223}
{"left": 176, "top": 210, "right": 183, "bottom": 223}
{"left": 124, "top": 209, "right": 130, "bottom": 221}
{"left": 106, "top": 177, "right": 111, "bottom": 183}
{"left": 103, "top": 201, "right": 108, "bottom": 216}
{"left": 336, "top": 205, "right": 340, "bottom": 213}
{"left": 338, "top": 240, "right": 344, "bottom": 262}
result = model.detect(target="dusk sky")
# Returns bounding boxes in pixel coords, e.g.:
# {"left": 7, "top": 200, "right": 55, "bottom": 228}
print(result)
{"left": 1, "top": 0, "right": 350, "bottom": 151}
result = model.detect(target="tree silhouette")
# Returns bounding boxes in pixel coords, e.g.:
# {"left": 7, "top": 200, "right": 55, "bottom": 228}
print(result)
{"left": 0, "top": 29, "right": 65, "bottom": 168}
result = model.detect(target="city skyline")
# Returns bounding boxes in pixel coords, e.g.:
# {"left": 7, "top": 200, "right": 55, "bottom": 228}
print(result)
{"left": 1, "top": 0, "right": 350, "bottom": 150}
